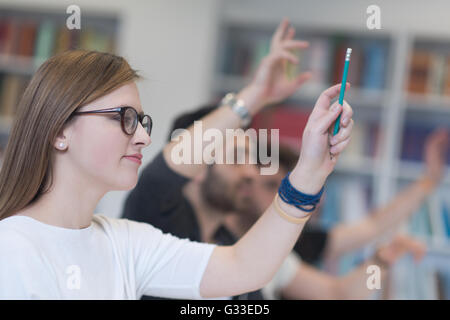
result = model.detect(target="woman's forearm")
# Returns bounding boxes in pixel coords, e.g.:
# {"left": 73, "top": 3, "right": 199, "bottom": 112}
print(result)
{"left": 200, "top": 169, "right": 325, "bottom": 298}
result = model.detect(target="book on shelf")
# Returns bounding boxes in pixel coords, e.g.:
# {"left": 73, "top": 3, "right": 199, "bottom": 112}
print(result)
{"left": 408, "top": 48, "right": 450, "bottom": 98}
{"left": 339, "top": 121, "right": 381, "bottom": 162}
{"left": 401, "top": 124, "right": 450, "bottom": 165}
{"left": 346, "top": 44, "right": 362, "bottom": 87}
{"left": 249, "top": 36, "right": 270, "bottom": 77}
{"left": 408, "top": 51, "right": 431, "bottom": 94}
{"left": 444, "top": 56, "right": 450, "bottom": 97}
{"left": 426, "top": 52, "right": 446, "bottom": 96}
{"left": 0, "top": 75, "right": 28, "bottom": 118}
{"left": 34, "top": 20, "right": 56, "bottom": 66}
{"left": 360, "top": 42, "right": 387, "bottom": 90}
{"left": 0, "top": 16, "right": 116, "bottom": 68}
{"left": 330, "top": 37, "right": 347, "bottom": 85}
{"left": 17, "top": 21, "right": 37, "bottom": 58}
{"left": 0, "top": 74, "right": 28, "bottom": 119}
{"left": 0, "top": 19, "right": 19, "bottom": 57}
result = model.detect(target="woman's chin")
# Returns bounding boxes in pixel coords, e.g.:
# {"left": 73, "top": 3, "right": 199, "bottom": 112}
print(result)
{"left": 112, "top": 174, "right": 138, "bottom": 191}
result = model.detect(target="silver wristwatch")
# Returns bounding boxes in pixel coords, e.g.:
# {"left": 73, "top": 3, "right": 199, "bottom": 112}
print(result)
{"left": 220, "top": 93, "right": 252, "bottom": 127}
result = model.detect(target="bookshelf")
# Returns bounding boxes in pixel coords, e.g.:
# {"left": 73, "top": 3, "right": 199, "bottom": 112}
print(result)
{"left": 0, "top": 6, "right": 120, "bottom": 136}
{"left": 211, "top": 10, "right": 450, "bottom": 299}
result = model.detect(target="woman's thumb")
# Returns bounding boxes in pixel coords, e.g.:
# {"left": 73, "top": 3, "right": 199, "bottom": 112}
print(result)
{"left": 317, "top": 102, "right": 342, "bottom": 134}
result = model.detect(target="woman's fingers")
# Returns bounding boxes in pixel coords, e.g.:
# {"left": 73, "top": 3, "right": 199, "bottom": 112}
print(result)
{"left": 314, "top": 83, "right": 350, "bottom": 113}
{"left": 330, "top": 119, "right": 354, "bottom": 146}
{"left": 315, "top": 103, "right": 342, "bottom": 134}
{"left": 330, "top": 137, "right": 351, "bottom": 155}
{"left": 339, "top": 100, "right": 353, "bottom": 127}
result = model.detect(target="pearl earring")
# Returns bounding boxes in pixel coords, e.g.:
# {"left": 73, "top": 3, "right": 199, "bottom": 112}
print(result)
{"left": 59, "top": 142, "right": 65, "bottom": 149}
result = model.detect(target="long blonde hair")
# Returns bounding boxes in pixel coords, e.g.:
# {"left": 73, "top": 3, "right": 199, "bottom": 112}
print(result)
{"left": 0, "top": 50, "right": 140, "bottom": 220}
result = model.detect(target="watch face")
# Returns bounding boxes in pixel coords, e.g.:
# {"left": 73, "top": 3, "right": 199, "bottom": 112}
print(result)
{"left": 222, "top": 93, "right": 236, "bottom": 106}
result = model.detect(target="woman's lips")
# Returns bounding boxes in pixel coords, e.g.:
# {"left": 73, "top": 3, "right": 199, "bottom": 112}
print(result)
{"left": 124, "top": 155, "right": 142, "bottom": 165}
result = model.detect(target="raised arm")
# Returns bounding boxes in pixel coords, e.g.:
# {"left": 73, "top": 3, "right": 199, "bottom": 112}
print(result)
{"left": 323, "top": 128, "right": 449, "bottom": 261}
{"left": 282, "top": 235, "right": 425, "bottom": 300}
{"left": 199, "top": 84, "right": 354, "bottom": 298}
{"left": 163, "top": 18, "right": 311, "bottom": 178}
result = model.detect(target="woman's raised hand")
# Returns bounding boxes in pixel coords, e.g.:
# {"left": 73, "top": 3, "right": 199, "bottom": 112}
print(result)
{"left": 290, "top": 83, "right": 354, "bottom": 194}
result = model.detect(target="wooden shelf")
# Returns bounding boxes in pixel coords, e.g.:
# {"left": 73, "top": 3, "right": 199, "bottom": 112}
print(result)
{"left": 334, "top": 156, "right": 377, "bottom": 177}
{"left": 406, "top": 93, "right": 450, "bottom": 113}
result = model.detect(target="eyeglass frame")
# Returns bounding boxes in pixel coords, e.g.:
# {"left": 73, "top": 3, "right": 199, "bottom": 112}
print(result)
{"left": 71, "top": 106, "right": 153, "bottom": 137}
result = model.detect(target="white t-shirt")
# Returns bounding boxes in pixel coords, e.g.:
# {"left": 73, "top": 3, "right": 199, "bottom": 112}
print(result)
{"left": 0, "top": 214, "right": 216, "bottom": 299}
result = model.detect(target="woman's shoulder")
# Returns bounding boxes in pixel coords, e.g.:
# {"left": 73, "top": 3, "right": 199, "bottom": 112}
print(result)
{"left": 0, "top": 217, "right": 41, "bottom": 255}
{"left": 92, "top": 214, "right": 164, "bottom": 238}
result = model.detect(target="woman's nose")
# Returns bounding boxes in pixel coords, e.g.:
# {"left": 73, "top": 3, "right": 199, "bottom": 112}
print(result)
{"left": 135, "top": 123, "right": 151, "bottom": 147}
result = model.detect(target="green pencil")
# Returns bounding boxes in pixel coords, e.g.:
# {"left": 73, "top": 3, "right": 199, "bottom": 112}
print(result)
{"left": 333, "top": 48, "right": 352, "bottom": 136}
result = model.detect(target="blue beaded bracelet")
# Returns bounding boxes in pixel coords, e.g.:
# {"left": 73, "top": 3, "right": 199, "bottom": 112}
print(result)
{"left": 278, "top": 172, "right": 325, "bottom": 212}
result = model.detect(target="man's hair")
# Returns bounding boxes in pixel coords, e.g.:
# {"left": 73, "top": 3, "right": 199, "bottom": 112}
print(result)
{"left": 258, "top": 142, "right": 299, "bottom": 173}
{"left": 167, "top": 105, "right": 216, "bottom": 142}
{"left": 278, "top": 144, "right": 299, "bottom": 173}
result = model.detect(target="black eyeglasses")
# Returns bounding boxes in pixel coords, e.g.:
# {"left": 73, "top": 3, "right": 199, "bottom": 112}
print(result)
{"left": 72, "top": 106, "right": 152, "bottom": 137}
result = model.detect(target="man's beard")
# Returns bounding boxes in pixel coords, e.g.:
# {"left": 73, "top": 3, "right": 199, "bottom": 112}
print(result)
{"left": 200, "top": 166, "right": 258, "bottom": 216}
{"left": 200, "top": 166, "right": 236, "bottom": 212}
{"left": 234, "top": 196, "right": 261, "bottom": 222}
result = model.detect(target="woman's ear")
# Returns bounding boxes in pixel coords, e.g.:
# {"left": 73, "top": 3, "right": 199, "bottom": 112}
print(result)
{"left": 54, "top": 136, "right": 67, "bottom": 151}
{"left": 54, "top": 126, "right": 73, "bottom": 151}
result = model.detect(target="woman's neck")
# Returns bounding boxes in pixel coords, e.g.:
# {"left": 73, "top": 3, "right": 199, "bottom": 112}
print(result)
{"left": 15, "top": 161, "right": 106, "bottom": 230}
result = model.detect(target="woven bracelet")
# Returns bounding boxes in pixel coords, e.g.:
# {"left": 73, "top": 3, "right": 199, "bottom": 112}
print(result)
{"left": 278, "top": 171, "right": 325, "bottom": 212}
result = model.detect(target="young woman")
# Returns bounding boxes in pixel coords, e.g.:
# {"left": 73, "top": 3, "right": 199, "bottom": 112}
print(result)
{"left": 0, "top": 19, "right": 354, "bottom": 299}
